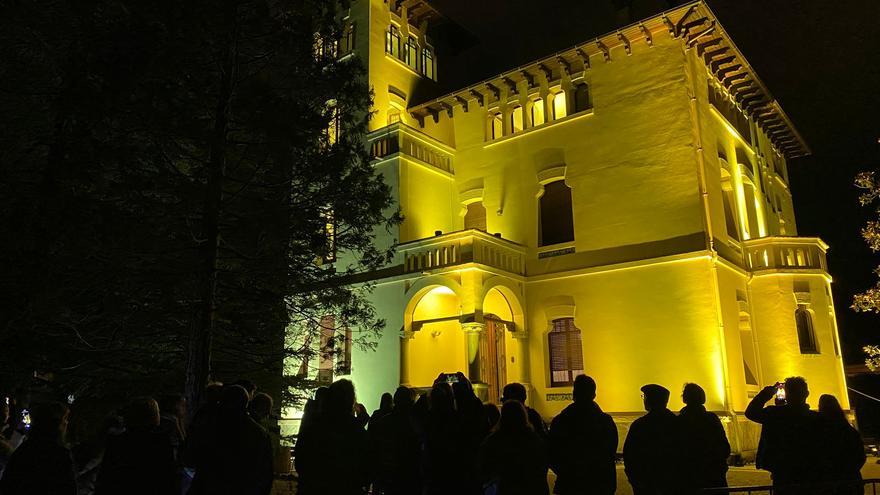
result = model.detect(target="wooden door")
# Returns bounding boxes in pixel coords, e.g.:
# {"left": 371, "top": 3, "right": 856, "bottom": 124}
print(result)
{"left": 480, "top": 317, "right": 508, "bottom": 403}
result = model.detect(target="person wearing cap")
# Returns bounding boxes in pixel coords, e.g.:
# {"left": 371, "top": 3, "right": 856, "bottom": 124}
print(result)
{"left": 623, "top": 384, "right": 684, "bottom": 494}
{"left": 501, "top": 383, "right": 547, "bottom": 439}
{"left": 677, "top": 383, "right": 730, "bottom": 490}
{"left": 548, "top": 375, "right": 617, "bottom": 495}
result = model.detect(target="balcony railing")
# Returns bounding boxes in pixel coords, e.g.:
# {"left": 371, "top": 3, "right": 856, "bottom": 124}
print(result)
{"left": 367, "top": 122, "right": 454, "bottom": 175}
{"left": 743, "top": 237, "right": 828, "bottom": 273}
{"left": 398, "top": 229, "right": 526, "bottom": 275}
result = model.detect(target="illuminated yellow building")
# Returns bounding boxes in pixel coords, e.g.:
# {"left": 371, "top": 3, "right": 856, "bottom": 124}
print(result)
{"left": 312, "top": 0, "right": 849, "bottom": 454}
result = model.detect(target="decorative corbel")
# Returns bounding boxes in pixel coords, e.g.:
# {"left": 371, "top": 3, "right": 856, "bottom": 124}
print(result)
{"left": 617, "top": 32, "right": 631, "bottom": 55}
{"left": 439, "top": 101, "right": 454, "bottom": 118}
{"left": 470, "top": 89, "right": 485, "bottom": 108}
{"left": 686, "top": 21, "right": 716, "bottom": 48}
{"left": 727, "top": 80, "right": 753, "bottom": 94}
{"left": 696, "top": 37, "right": 722, "bottom": 56}
{"left": 537, "top": 64, "right": 553, "bottom": 82}
{"left": 502, "top": 77, "right": 517, "bottom": 95}
{"left": 575, "top": 48, "right": 591, "bottom": 70}
{"left": 485, "top": 83, "right": 500, "bottom": 101}
{"left": 454, "top": 95, "right": 469, "bottom": 113}
{"left": 519, "top": 70, "right": 536, "bottom": 89}
{"left": 722, "top": 72, "right": 749, "bottom": 87}
{"left": 703, "top": 46, "right": 729, "bottom": 65}
{"left": 596, "top": 40, "right": 611, "bottom": 62}
{"left": 556, "top": 56, "right": 571, "bottom": 76}
{"left": 674, "top": 5, "right": 697, "bottom": 37}
{"left": 427, "top": 107, "right": 439, "bottom": 124}
{"left": 710, "top": 55, "right": 736, "bottom": 73}
{"left": 662, "top": 16, "right": 676, "bottom": 36}
{"left": 639, "top": 24, "right": 653, "bottom": 47}
{"left": 716, "top": 63, "right": 742, "bottom": 80}
{"left": 679, "top": 18, "right": 708, "bottom": 40}
{"left": 410, "top": 111, "right": 425, "bottom": 128}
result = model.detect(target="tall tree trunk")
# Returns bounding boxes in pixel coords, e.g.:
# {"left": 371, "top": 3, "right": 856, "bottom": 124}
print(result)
{"left": 185, "top": 7, "right": 238, "bottom": 413}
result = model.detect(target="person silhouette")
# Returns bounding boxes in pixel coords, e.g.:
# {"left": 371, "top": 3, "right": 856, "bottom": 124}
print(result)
{"left": 501, "top": 383, "right": 547, "bottom": 439}
{"left": 480, "top": 401, "right": 549, "bottom": 495}
{"left": 294, "top": 379, "right": 369, "bottom": 495}
{"left": 452, "top": 374, "right": 489, "bottom": 495}
{"left": 367, "top": 386, "right": 420, "bottom": 495}
{"left": 677, "top": 383, "right": 729, "bottom": 491}
{"left": 623, "top": 384, "right": 684, "bottom": 495}
{"left": 188, "top": 385, "right": 273, "bottom": 495}
{"left": 421, "top": 381, "right": 467, "bottom": 495}
{"left": 745, "top": 377, "right": 823, "bottom": 494}
{"left": 0, "top": 401, "right": 76, "bottom": 495}
{"left": 548, "top": 375, "right": 617, "bottom": 495}
{"left": 96, "top": 397, "right": 177, "bottom": 495}
{"left": 818, "top": 394, "right": 864, "bottom": 494}
{"left": 369, "top": 393, "right": 394, "bottom": 428}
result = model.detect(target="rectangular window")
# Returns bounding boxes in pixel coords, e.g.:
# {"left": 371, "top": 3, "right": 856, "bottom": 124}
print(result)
{"left": 406, "top": 37, "right": 419, "bottom": 70}
{"left": 386, "top": 26, "right": 401, "bottom": 58}
{"left": 340, "top": 23, "right": 355, "bottom": 56}
{"left": 421, "top": 47, "right": 435, "bottom": 80}
{"left": 549, "top": 318, "right": 584, "bottom": 387}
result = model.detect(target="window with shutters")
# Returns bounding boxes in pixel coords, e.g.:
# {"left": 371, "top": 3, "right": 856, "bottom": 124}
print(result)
{"left": 548, "top": 317, "right": 584, "bottom": 387}
{"left": 464, "top": 202, "right": 487, "bottom": 231}
{"left": 539, "top": 180, "right": 575, "bottom": 246}
{"left": 795, "top": 306, "right": 819, "bottom": 354}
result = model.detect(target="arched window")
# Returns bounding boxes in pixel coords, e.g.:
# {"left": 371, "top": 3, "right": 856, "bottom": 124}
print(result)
{"left": 510, "top": 105, "right": 524, "bottom": 133}
{"left": 531, "top": 98, "right": 545, "bottom": 126}
{"left": 491, "top": 113, "right": 503, "bottom": 140}
{"left": 464, "top": 201, "right": 487, "bottom": 231}
{"left": 552, "top": 91, "right": 567, "bottom": 120}
{"left": 795, "top": 306, "right": 819, "bottom": 354}
{"left": 574, "top": 83, "right": 590, "bottom": 113}
{"left": 549, "top": 317, "right": 584, "bottom": 387}
{"left": 539, "top": 180, "right": 574, "bottom": 246}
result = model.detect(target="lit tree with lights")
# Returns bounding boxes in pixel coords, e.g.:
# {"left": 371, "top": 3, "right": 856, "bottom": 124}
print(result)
{"left": 854, "top": 168, "right": 880, "bottom": 370}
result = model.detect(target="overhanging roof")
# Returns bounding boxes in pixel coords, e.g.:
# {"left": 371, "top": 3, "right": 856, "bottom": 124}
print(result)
{"left": 409, "top": 1, "right": 810, "bottom": 159}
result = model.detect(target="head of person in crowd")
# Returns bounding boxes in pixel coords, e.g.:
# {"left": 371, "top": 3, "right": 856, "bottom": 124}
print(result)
{"left": 325, "top": 379, "right": 356, "bottom": 418}
{"left": 572, "top": 374, "right": 597, "bottom": 404}
{"left": 123, "top": 397, "right": 161, "bottom": 430}
{"left": 249, "top": 393, "right": 273, "bottom": 422}
{"left": 498, "top": 401, "right": 530, "bottom": 433}
{"left": 784, "top": 376, "right": 809, "bottom": 406}
{"left": 28, "top": 401, "right": 70, "bottom": 440}
{"left": 232, "top": 379, "right": 257, "bottom": 400}
{"left": 203, "top": 382, "right": 225, "bottom": 407}
{"left": 158, "top": 394, "right": 187, "bottom": 420}
{"left": 484, "top": 403, "right": 501, "bottom": 430}
{"left": 393, "top": 386, "right": 414, "bottom": 412}
{"left": 378, "top": 392, "right": 393, "bottom": 413}
{"left": 219, "top": 385, "right": 250, "bottom": 418}
{"left": 682, "top": 383, "right": 706, "bottom": 407}
{"left": 501, "top": 383, "right": 528, "bottom": 404}
{"left": 641, "top": 384, "right": 670, "bottom": 412}
{"left": 429, "top": 382, "right": 455, "bottom": 415}
{"left": 818, "top": 394, "right": 846, "bottom": 422}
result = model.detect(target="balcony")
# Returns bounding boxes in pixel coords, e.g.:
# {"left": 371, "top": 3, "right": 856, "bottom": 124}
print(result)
{"left": 399, "top": 229, "right": 526, "bottom": 276}
{"left": 368, "top": 122, "right": 454, "bottom": 175}
{"left": 743, "top": 237, "right": 828, "bottom": 273}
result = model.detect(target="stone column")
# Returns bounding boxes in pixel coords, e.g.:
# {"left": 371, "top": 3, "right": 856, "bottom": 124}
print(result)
{"left": 462, "top": 322, "right": 485, "bottom": 384}
{"left": 400, "top": 330, "right": 415, "bottom": 386}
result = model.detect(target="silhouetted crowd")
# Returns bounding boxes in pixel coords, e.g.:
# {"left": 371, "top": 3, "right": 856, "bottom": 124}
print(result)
{"left": 0, "top": 373, "right": 867, "bottom": 494}
{"left": 295, "top": 373, "right": 865, "bottom": 495}
{"left": 0, "top": 380, "right": 280, "bottom": 495}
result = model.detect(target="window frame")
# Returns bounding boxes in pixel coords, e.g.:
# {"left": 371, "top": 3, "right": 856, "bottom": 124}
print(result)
{"left": 538, "top": 179, "right": 575, "bottom": 247}
{"left": 795, "top": 305, "right": 819, "bottom": 354}
{"left": 548, "top": 317, "right": 584, "bottom": 387}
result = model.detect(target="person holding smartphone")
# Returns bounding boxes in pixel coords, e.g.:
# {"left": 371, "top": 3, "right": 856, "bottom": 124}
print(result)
{"left": 745, "top": 377, "right": 823, "bottom": 494}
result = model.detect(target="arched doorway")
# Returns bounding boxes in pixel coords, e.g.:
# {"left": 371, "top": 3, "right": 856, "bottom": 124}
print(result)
{"left": 404, "top": 285, "right": 464, "bottom": 388}
{"left": 482, "top": 288, "right": 516, "bottom": 403}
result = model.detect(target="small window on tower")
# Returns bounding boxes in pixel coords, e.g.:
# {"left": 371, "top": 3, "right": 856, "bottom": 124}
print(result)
{"left": 795, "top": 306, "right": 819, "bottom": 354}
{"left": 531, "top": 98, "right": 545, "bottom": 126}
{"left": 552, "top": 91, "right": 567, "bottom": 120}
{"left": 510, "top": 105, "right": 524, "bottom": 133}
{"left": 491, "top": 113, "right": 504, "bottom": 140}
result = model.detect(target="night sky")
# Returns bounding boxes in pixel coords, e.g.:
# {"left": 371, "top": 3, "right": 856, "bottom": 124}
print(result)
{"left": 432, "top": 0, "right": 880, "bottom": 364}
